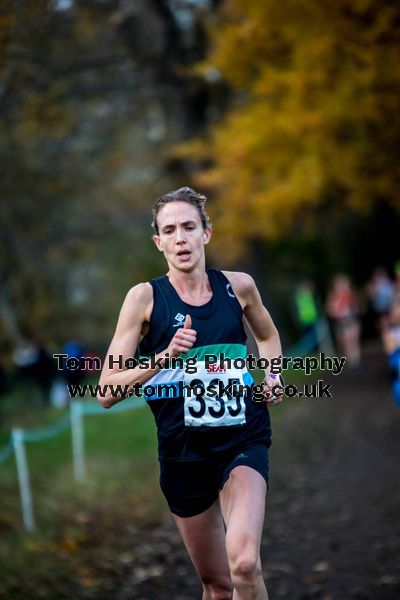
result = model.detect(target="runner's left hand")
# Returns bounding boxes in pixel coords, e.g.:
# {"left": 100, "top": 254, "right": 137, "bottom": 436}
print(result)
{"left": 261, "top": 374, "right": 284, "bottom": 406}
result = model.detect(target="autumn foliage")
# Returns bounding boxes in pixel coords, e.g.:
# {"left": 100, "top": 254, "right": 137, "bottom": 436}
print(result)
{"left": 183, "top": 0, "right": 400, "bottom": 258}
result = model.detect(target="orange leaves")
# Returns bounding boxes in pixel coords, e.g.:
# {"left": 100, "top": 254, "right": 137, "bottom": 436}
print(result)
{"left": 181, "top": 0, "right": 400, "bottom": 260}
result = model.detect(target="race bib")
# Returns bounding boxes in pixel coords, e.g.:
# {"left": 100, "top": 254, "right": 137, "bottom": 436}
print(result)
{"left": 183, "top": 362, "right": 250, "bottom": 427}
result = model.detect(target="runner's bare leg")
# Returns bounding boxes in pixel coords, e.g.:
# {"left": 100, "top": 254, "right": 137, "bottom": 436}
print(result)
{"left": 172, "top": 499, "right": 233, "bottom": 599}
{"left": 219, "top": 466, "right": 269, "bottom": 600}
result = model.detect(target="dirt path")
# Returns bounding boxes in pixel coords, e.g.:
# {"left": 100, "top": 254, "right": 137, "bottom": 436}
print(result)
{"left": 261, "top": 345, "right": 400, "bottom": 600}
{"left": 80, "top": 344, "right": 399, "bottom": 600}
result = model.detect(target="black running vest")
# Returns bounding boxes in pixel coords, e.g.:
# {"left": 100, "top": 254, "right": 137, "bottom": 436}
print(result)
{"left": 138, "top": 268, "right": 272, "bottom": 461}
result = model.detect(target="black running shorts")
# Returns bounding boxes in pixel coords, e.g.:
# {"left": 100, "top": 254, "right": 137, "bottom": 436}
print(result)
{"left": 159, "top": 442, "right": 270, "bottom": 518}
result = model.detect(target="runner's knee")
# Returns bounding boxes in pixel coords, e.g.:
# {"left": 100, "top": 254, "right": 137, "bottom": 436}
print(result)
{"left": 229, "top": 553, "right": 262, "bottom": 587}
{"left": 227, "top": 540, "right": 262, "bottom": 589}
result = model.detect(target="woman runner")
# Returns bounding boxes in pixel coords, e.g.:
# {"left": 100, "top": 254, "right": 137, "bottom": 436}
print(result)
{"left": 97, "top": 187, "right": 283, "bottom": 600}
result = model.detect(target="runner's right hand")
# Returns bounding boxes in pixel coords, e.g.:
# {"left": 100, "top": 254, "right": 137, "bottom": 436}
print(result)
{"left": 165, "top": 314, "right": 197, "bottom": 358}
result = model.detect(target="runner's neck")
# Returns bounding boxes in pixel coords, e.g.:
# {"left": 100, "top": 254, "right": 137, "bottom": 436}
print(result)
{"left": 166, "top": 269, "right": 212, "bottom": 305}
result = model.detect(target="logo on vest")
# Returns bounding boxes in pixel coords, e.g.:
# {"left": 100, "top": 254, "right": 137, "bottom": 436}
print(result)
{"left": 226, "top": 283, "right": 236, "bottom": 298}
{"left": 173, "top": 312, "right": 186, "bottom": 327}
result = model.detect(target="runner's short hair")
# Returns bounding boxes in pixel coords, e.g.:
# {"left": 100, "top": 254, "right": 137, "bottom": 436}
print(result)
{"left": 151, "top": 187, "right": 212, "bottom": 235}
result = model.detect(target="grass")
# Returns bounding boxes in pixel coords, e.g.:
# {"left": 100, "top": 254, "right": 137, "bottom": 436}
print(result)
{"left": 0, "top": 396, "right": 160, "bottom": 518}
{"left": 0, "top": 393, "right": 163, "bottom": 597}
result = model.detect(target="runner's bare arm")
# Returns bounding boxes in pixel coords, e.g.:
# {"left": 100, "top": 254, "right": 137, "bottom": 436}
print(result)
{"left": 97, "top": 283, "right": 154, "bottom": 407}
{"left": 223, "top": 271, "right": 283, "bottom": 401}
{"left": 98, "top": 284, "right": 196, "bottom": 408}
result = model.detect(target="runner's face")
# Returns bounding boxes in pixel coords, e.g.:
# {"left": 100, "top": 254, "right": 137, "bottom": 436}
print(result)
{"left": 153, "top": 201, "right": 211, "bottom": 271}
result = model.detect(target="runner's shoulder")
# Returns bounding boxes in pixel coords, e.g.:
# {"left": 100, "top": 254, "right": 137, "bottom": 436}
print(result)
{"left": 221, "top": 270, "right": 256, "bottom": 295}
{"left": 123, "top": 282, "right": 154, "bottom": 321}
{"left": 125, "top": 281, "right": 153, "bottom": 301}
